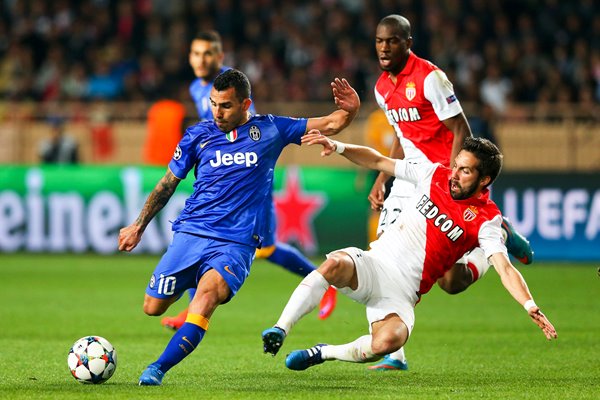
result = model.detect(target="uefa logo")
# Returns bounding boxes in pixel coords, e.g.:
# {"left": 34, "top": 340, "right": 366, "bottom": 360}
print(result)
{"left": 173, "top": 145, "right": 182, "bottom": 160}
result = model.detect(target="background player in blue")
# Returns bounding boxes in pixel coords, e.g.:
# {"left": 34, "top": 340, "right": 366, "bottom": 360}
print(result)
{"left": 161, "top": 31, "right": 337, "bottom": 331}
{"left": 118, "top": 69, "right": 360, "bottom": 385}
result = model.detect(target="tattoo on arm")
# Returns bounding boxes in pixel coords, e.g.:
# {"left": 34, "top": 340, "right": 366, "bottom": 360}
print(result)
{"left": 135, "top": 170, "right": 180, "bottom": 228}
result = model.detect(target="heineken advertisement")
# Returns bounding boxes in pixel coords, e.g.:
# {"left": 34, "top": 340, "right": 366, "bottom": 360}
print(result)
{"left": 0, "top": 165, "right": 370, "bottom": 255}
{"left": 1, "top": 167, "right": 598, "bottom": 260}
{"left": 491, "top": 172, "right": 600, "bottom": 261}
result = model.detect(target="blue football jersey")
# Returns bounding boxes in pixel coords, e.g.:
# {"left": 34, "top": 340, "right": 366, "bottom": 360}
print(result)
{"left": 168, "top": 114, "right": 307, "bottom": 247}
{"left": 189, "top": 66, "right": 256, "bottom": 121}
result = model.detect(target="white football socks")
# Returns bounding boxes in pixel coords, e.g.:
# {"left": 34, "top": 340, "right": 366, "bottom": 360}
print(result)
{"left": 275, "top": 271, "right": 329, "bottom": 334}
{"left": 320, "top": 335, "right": 378, "bottom": 363}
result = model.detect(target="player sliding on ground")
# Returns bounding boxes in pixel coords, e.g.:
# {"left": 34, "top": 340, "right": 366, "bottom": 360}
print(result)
{"left": 262, "top": 133, "right": 556, "bottom": 371}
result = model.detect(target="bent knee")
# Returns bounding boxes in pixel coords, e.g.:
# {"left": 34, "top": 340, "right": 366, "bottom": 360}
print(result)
{"left": 143, "top": 296, "right": 170, "bottom": 316}
{"left": 437, "top": 263, "right": 473, "bottom": 294}
{"left": 438, "top": 279, "right": 467, "bottom": 294}
{"left": 371, "top": 317, "right": 409, "bottom": 354}
{"left": 371, "top": 334, "right": 403, "bottom": 355}
{"left": 318, "top": 252, "right": 348, "bottom": 276}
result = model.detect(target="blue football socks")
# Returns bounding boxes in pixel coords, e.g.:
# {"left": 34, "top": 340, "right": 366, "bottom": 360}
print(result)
{"left": 268, "top": 242, "right": 315, "bottom": 277}
{"left": 154, "top": 314, "right": 208, "bottom": 373}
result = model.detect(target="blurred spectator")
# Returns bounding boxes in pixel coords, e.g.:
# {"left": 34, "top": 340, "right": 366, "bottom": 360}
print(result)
{"left": 480, "top": 64, "right": 512, "bottom": 116}
{"left": 0, "top": 0, "right": 596, "bottom": 114}
{"left": 38, "top": 118, "right": 79, "bottom": 164}
{"left": 143, "top": 94, "right": 185, "bottom": 166}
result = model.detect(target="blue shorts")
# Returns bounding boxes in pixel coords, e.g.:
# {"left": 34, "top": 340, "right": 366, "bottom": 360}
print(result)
{"left": 146, "top": 231, "right": 255, "bottom": 302}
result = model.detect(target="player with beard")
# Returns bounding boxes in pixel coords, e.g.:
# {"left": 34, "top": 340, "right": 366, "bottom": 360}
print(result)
{"left": 262, "top": 134, "right": 557, "bottom": 372}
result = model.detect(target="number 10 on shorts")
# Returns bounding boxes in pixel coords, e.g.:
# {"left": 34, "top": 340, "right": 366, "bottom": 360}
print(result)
{"left": 158, "top": 274, "right": 176, "bottom": 295}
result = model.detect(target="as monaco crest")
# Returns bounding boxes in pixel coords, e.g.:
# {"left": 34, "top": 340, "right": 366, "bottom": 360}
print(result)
{"left": 463, "top": 206, "right": 478, "bottom": 222}
{"left": 405, "top": 81, "right": 416, "bottom": 101}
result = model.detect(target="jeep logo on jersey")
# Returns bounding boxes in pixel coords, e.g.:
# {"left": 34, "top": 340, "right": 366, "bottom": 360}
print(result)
{"left": 405, "top": 81, "right": 416, "bottom": 101}
{"left": 225, "top": 129, "right": 238, "bottom": 142}
{"left": 415, "top": 195, "right": 464, "bottom": 241}
{"left": 209, "top": 150, "right": 258, "bottom": 167}
{"left": 173, "top": 145, "right": 182, "bottom": 160}
{"left": 249, "top": 125, "right": 261, "bottom": 141}
{"left": 386, "top": 107, "right": 422, "bottom": 123}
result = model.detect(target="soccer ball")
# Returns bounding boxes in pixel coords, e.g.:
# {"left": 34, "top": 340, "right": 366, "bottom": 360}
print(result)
{"left": 68, "top": 336, "right": 117, "bottom": 384}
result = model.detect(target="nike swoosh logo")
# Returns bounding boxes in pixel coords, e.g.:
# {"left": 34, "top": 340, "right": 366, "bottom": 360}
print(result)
{"left": 200, "top": 141, "right": 210, "bottom": 149}
{"left": 224, "top": 265, "right": 236, "bottom": 277}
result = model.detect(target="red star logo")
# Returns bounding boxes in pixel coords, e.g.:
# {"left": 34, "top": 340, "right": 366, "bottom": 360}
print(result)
{"left": 274, "top": 167, "right": 326, "bottom": 254}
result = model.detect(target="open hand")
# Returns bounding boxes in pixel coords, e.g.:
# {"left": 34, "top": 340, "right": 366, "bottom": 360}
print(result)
{"left": 331, "top": 78, "right": 360, "bottom": 114}
{"left": 301, "top": 130, "right": 337, "bottom": 157}
{"left": 528, "top": 307, "right": 558, "bottom": 340}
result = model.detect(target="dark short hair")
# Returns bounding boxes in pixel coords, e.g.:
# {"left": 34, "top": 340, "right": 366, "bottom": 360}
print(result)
{"left": 213, "top": 69, "right": 251, "bottom": 103}
{"left": 379, "top": 14, "right": 412, "bottom": 40}
{"left": 193, "top": 30, "right": 222, "bottom": 52}
{"left": 462, "top": 137, "right": 503, "bottom": 187}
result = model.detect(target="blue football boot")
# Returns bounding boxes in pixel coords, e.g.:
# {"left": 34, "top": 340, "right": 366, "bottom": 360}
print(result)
{"left": 262, "top": 326, "right": 286, "bottom": 356}
{"left": 285, "top": 344, "right": 326, "bottom": 371}
{"left": 367, "top": 355, "right": 409, "bottom": 371}
{"left": 501, "top": 217, "right": 534, "bottom": 264}
{"left": 138, "top": 364, "right": 165, "bottom": 386}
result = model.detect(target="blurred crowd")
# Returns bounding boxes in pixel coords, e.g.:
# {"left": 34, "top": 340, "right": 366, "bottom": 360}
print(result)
{"left": 1, "top": 0, "right": 599, "bottom": 118}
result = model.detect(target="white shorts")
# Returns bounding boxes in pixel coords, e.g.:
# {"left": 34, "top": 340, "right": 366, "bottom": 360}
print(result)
{"left": 377, "top": 194, "right": 411, "bottom": 236}
{"left": 330, "top": 247, "right": 417, "bottom": 336}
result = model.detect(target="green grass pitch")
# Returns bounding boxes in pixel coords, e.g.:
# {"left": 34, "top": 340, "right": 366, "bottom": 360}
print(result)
{"left": 0, "top": 253, "right": 598, "bottom": 399}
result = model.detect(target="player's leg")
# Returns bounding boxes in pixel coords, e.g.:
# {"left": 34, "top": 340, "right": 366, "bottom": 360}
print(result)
{"left": 143, "top": 295, "right": 180, "bottom": 316}
{"left": 369, "top": 248, "right": 491, "bottom": 372}
{"left": 257, "top": 243, "right": 338, "bottom": 320}
{"left": 140, "top": 239, "right": 254, "bottom": 385}
{"left": 262, "top": 250, "right": 357, "bottom": 355}
{"left": 260, "top": 242, "right": 315, "bottom": 277}
{"left": 160, "top": 289, "right": 194, "bottom": 330}
{"left": 261, "top": 202, "right": 338, "bottom": 320}
{"left": 139, "top": 269, "right": 228, "bottom": 385}
{"left": 286, "top": 314, "right": 409, "bottom": 371}
{"left": 437, "top": 247, "right": 490, "bottom": 294}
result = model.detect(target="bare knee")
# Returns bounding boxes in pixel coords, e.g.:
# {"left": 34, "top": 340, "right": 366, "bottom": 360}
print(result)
{"left": 438, "top": 264, "right": 472, "bottom": 294}
{"left": 371, "top": 315, "right": 409, "bottom": 355}
{"left": 318, "top": 256, "right": 342, "bottom": 278}
{"left": 438, "top": 277, "right": 468, "bottom": 294}
{"left": 317, "top": 252, "right": 355, "bottom": 288}
{"left": 371, "top": 330, "right": 406, "bottom": 355}
{"left": 143, "top": 296, "right": 172, "bottom": 316}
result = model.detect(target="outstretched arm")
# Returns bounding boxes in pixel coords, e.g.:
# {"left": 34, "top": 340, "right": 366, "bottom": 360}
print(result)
{"left": 489, "top": 252, "right": 557, "bottom": 340}
{"left": 305, "top": 78, "right": 360, "bottom": 136}
{"left": 301, "top": 131, "right": 396, "bottom": 176}
{"left": 118, "top": 168, "right": 181, "bottom": 252}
